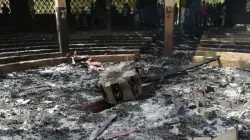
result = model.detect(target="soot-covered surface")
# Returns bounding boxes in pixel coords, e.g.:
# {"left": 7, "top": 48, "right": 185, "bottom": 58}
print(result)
{"left": 0, "top": 53, "right": 250, "bottom": 140}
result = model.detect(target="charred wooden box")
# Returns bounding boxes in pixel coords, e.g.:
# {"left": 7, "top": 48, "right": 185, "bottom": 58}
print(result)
{"left": 98, "top": 62, "right": 142, "bottom": 105}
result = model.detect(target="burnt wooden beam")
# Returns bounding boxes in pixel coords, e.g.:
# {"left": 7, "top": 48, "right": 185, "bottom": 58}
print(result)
{"left": 0, "top": 50, "right": 139, "bottom": 64}
{"left": 0, "top": 49, "right": 59, "bottom": 57}
{"left": 94, "top": 114, "right": 117, "bottom": 139}
{"left": 76, "top": 49, "right": 140, "bottom": 56}
{"left": 0, "top": 54, "right": 137, "bottom": 73}
{"left": 90, "top": 54, "right": 136, "bottom": 62}
{"left": 195, "top": 50, "right": 250, "bottom": 60}
{"left": 75, "top": 98, "right": 114, "bottom": 113}
{"left": 0, "top": 57, "right": 68, "bottom": 74}
{"left": 0, "top": 52, "right": 63, "bottom": 64}
{"left": 193, "top": 56, "right": 250, "bottom": 69}
{"left": 143, "top": 56, "right": 220, "bottom": 83}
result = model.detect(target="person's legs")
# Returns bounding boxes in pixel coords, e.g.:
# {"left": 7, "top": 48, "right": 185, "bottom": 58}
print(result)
{"left": 216, "top": 15, "right": 219, "bottom": 26}
{"left": 140, "top": 10, "right": 144, "bottom": 25}
{"left": 76, "top": 19, "right": 80, "bottom": 31}
{"left": 135, "top": 20, "right": 139, "bottom": 28}
{"left": 212, "top": 14, "right": 216, "bottom": 26}
{"left": 124, "top": 16, "right": 128, "bottom": 26}
{"left": 122, "top": 16, "right": 128, "bottom": 28}
{"left": 174, "top": 15, "right": 177, "bottom": 25}
{"left": 200, "top": 15, "right": 204, "bottom": 26}
{"left": 222, "top": 16, "right": 225, "bottom": 26}
{"left": 195, "top": 12, "right": 199, "bottom": 27}
{"left": 218, "top": 17, "right": 221, "bottom": 26}
{"left": 207, "top": 14, "right": 211, "bottom": 26}
{"left": 161, "top": 16, "right": 163, "bottom": 25}
{"left": 87, "top": 15, "right": 92, "bottom": 33}
{"left": 122, "top": 16, "right": 125, "bottom": 26}
{"left": 203, "top": 15, "right": 207, "bottom": 27}
{"left": 2, "top": 15, "right": 7, "bottom": 27}
{"left": 91, "top": 15, "right": 95, "bottom": 28}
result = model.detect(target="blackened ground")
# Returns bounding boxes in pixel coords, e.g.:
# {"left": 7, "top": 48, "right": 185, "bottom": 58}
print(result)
{"left": 0, "top": 53, "right": 250, "bottom": 140}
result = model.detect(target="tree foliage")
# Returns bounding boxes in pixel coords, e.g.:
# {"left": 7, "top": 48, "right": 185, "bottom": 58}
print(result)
{"left": 174, "top": 0, "right": 224, "bottom": 4}
{"left": 203, "top": 0, "right": 224, "bottom": 4}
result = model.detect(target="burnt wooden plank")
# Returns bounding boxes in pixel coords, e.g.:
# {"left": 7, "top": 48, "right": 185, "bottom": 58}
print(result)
{"left": 143, "top": 56, "right": 220, "bottom": 83}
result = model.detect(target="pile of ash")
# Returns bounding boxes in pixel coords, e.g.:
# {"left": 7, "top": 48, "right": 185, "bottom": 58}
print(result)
{"left": 0, "top": 54, "right": 249, "bottom": 140}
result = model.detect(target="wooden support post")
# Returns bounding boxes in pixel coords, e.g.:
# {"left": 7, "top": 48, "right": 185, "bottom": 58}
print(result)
{"left": 106, "top": 0, "right": 112, "bottom": 34}
{"left": 164, "top": 0, "right": 175, "bottom": 56}
{"left": 55, "top": 0, "right": 69, "bottom": 54}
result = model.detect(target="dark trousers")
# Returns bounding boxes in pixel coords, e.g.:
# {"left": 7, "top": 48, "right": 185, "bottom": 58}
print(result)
{"left": 2, "top": 15, "right": 8, "bottom": 26}
{"left": 200, "top": 14, "right": 207, "bottom": 27}
{"left": 195, "top": 12, "right": 200, "bottom": 27}
{"left": 123, "top": 16, "right": 129, "bottom": 27}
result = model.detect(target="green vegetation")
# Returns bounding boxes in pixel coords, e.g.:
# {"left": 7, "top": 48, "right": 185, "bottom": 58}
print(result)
{"left": 203, "top": 0, "right": 224, "bottom": 4}
{"left": 173, "top": 0, "right": 224, "bottom": 5}
{"left": 33, "top": 0, "right": 55, "bottom": 14}
{"left": 31, "top": 0, "right": 226, "bottom": 14}
{"left": 1, "top": 0, "right": 249, "bottom": 14}
{"left": 0, "top": 0, "right": 10, "bottom": 14}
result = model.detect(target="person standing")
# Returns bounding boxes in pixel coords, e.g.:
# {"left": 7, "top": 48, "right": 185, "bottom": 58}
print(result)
{"left": 90, "top": 3, "right": 97, "bottom": 28}
{"left": 75, "top": 12, "right": 80, "bottom": 30}
{"left": 220, "top": 2, "right": 227, "bottom": 27}
{"left": 122, "top": 4, "right": 130, "bottom": 27}
{"left": 81, "top": 9, "right": 87, "bottom": 30}
{"left": 212, "top": 4, "right": 217, "bottom": 25}
{"left": 111, "top": 4, "right": 118, "bottom": 25}
{"left": 127, "top": 4, "right": 131, "bottom": 26}
{"left": 207, "top": 4, "right": 213, "bottom": 26}
{"left": 139, "top": 5, "right": 145, "bottom": 26}
{"left": 134, "top": 10, "right": 140, "bottom": 28}
{"left": 174, "top": 3, "right": 179, "bottom": 25}
{"left": 214, "top": 3, "right": 220, "bottom": 26}
{"left": 157, "top": 3, "right": 163, "bottom": 26}
{"left": 30, "top": 9, "right": 36, "bottom": 31}
{"left": 200, "top": 1, "right": 208, "bottom": 27}
{"left": 1, "top": 4, "right": 10, "bottom": 26}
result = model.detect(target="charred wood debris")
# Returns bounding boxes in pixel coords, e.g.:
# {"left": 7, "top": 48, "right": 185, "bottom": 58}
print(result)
{"left": 1, "top": 52, "right": 250, "bottom": 140}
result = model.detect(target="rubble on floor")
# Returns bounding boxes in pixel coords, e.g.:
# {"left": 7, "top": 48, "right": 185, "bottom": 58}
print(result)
{"left": 0, "top": 53, "right": 250, "bottom": 140}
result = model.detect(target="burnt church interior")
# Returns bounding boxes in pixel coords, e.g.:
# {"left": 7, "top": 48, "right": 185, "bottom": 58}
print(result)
{"left": 0, "top": 0, "right": 250, "bottom": 139}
